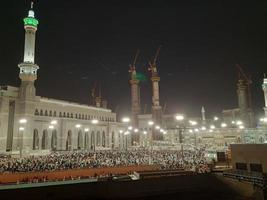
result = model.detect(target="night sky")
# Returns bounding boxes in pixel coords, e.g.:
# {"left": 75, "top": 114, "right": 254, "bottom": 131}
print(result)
{"left": 1, "top": 0, "right": 267, "bottom": 118}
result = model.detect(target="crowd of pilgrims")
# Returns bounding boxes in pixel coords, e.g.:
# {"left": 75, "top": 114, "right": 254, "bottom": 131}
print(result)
{"left": 0, "top": 149, "right": 209, "bottom": 174}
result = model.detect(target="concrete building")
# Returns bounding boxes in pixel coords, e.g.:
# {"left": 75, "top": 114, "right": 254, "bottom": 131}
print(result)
{"left": 0, "top": 5, "right": 126, "bottom": 156}
{"left": 231, "top": 144, "right": 267, "bottom": 173}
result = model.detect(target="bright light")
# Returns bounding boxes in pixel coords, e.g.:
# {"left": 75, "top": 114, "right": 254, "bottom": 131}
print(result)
{"left": 236, "top": 120, "right": 243, "bottom": 125}
{"left": 75, "top": 124, "right": 81, "bottom": 128}
{"left": 189, "top": 120, "right": 197, "bottom": 126}
{"left": 124, "top": 131, "right": 130, "bottom": 135}
{"left": 160, "top": 129, "right": 164, "bottom": 133}
{"left": 194, "top": 128, "right": 199, "bottom": 132}
{"left": 201, "top": 126, "right": 206, "bottom": 131}
{"left": 189, "top": 129, "right": 193, "bottom": 133}
{"left": 19, "top": 127, "right": 25, "bottom": 131}
{"left": 155, "top": 125, "right": 160, "bottom": 130}
{"left": 92, "top": 119, "right": 99, "bottom": 124}
{"left": 122, "top": 117, "right": 130, "bottom": 123}
{"left": 231, "top": 121, "right": 236, "bottom": 124}
{"left": 19, "top": 119, "right": 27, "bottom": 124}
{"left": 210, "top": 125, "right": 215, "bottom": 129}
{"left": 262, "top": 118, "right": 267, "bottom": 122}
{"left": 239, "top": 125, "right": 244, "bottom": 129}
{"left": 148, "top": 121, "right": 154, "bottom": 126}
{"left": 175, "top": 114, "right": 184, "bottom": 121}
{"left": 128, "top": 126, "right": 133, "bottom": 130}
{"left": 84, "top": 128, "right": 89, "bottom": 132}
{"left": 214, "top": 116, "right": 219, "bottom": 121}
{"left": 49, "top": 125, "right": 54, "bottom": 129}
{"left": 119, "top": 130, "right": 123, "bottom": 133}
{"left": 143, "top": 131, "right": 147, "bottom": 135}
{"left": 209, "top": 129, "right": 213, "bottom": 133}
{"left": 163, "top": 131, "right": 167, "bottom": 135}
{"left": 134, "top": 128, "right": 139, "bottom": 133}
{"left": 221, "top": 123, "right": 227, "bottom": 128}
{"left": 51, "top": 120, "right": 57, "bottom": 125}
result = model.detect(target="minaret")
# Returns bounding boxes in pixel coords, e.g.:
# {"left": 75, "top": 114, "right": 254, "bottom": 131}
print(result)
{"left": 18, "top": 2, "right": 39, "bottom": 101}
{"left": 262, "top": 75, "right": 267, "bottom": 117}
{"left": 129, "top": 50, "right": 141, "bottom": 144}
{"left": 237, "top": 78, "right": 249, "bottom": 127}
{"left": 201, "top": 106, "right": 206, "bottom": 124}
{"left": 148, "top": 47, "right": 163, "bottom": 141}
{"left": 95, "top": 83, "right": 102, "bottom": 108}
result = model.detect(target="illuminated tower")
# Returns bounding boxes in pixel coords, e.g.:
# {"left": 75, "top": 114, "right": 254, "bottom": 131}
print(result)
{"left": 262, "top": 76, "right": 267, "bottom": 117}
{"left": 148, "top": 47, "right": 162, "bottom": 141}
{"left": 201, "top": 106, "right": 206, "bottom": 124}
{"left": 18, "top": 2, "right": 39, "bottom": 101}
{"left": 129, "top": 50, "right": 141, "bottom": 144}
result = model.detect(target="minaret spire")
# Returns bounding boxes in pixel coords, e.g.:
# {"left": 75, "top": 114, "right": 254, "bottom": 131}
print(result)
{"left": 18, "top": 2, "right": 39, "bottom": 101}
{"left": 31, "top": 1, "right": 34, "bottom": 9}
{"left": 262, "top": 75, "right": 267, "bottom": 117}
{"left": 201, "top": 106, "right": 206, "bottom": 123}
{"left": 149, "top": 46, "right": 163, "bottom": 141}
{"left": 129, "top": 49, "right": 141, "bottom": 144}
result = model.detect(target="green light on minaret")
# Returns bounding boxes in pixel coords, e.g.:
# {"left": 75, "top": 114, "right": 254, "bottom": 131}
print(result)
{"left": 24, "top": 17, "right": 39, "bottom": 27}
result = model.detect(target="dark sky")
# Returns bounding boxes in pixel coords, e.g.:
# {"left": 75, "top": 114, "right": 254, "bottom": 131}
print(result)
{"left": 1, "top": 0, "right": 267, "bottom": 118}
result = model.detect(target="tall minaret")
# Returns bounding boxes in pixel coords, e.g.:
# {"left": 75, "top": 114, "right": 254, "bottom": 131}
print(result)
{"left": 237, "top": 79, "right": 249, "bottom": 124}
{"left": 18, "top": 2, "right": 39, "bottom": 101}
{"left": 201, "top": 106, "right": 206, "bottom": 124}
{"left": 149, "top": 47, "right": 162, "bottom": 141}
{"left": 129, "top": 50, "right": 141, "bottom": 144}
{"left": 262, "top": 75, "right": 267, "bottom": 117}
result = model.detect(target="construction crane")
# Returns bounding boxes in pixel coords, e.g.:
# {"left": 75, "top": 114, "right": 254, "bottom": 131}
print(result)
{"left": 236, "top": 64, "right": 252, "bottom": 108}
{"left": 148, "top": 46, "right": 162, "bottom": 73}
{"left": 129, "top": 49, "right": 140, "bottom": 74}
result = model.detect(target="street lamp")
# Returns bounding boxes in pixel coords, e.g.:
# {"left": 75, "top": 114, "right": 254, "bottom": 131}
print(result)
{"left": 91, "top": 119, "right": 99, "bottom": 124}
{"left": 175, "top": 114, "right": 184, "bottom": 121}
{"left": 75, "top": 124, "right": 81, "bottom": 128}
{"left": 221, "top": 123, "right": 227, "bottom": 128}
{"left": 51, "top": 120, "right": 57, "bottom": 125}
{"left": 148, "top": 121, "right": 154, "bottom": 126}
{"left": 214, "top": 116, "right": 219, "bottom": 121}
{"left": 122, "top": 117, "right": 130, "bottom": 123}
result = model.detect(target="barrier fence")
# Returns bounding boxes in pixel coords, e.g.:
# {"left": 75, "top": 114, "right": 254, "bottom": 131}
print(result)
{"left": 0, "top": 165, "right": 160, "bottom": 184}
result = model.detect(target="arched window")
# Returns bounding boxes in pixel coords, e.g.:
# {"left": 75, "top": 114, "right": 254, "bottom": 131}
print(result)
{"left": 45, "top": 110, "right": 48, "bottom": 116}
{"left": 33, "top": 129, "right": 39, "bottom": 150}
{"left": 91, "top": 131, "right": 95, "bottom": 151}
{"left": 97, "top": 131, "right": 101, "bottom": 146}
{"left": 67, "top": 113, "right": 70, "bottom": 118}
{"left": 102, "top": 131, "right": 106, "bottom": 147}
{"left": 111, "top": 131, "right": 115, "bottom": 149}
{"left": 84, "top": 131, "right": 89, "bottom": 150}
{"left": 53, "top": 111, "right": 57, "bottom": 117}
{"left": 71, "top": 113, "right": 73, "bottom": 118}
{"left": 40, "top": 110, "right": 43, "bottom": 116}
{"left": 41, "top": 130, "right": 48, "bottom": 149}
{"left": 49, "top": 110, "right": 52, "bottom": 116}
{"left": 79, "top": 114, "right": 81, "bottom": 119}
{"left": 34, "top": 109, "right": 39, "bottom": 116}
{"left": 51, "top": 130, "right": 57, "bottom": 151}
{"left": 82, "top": 114, "right": 84, "bottom": 119}
{"left": 59, "top": 112, "right": 62, "bottom": 117}
{"left": 66, "top": 130, "right": 72, "bottom": 150}
{"left": 78, "top": 130, "right": 83, "bottom": 150}
{"left": 63, "top": 112, "right": 66, "bottom": 118}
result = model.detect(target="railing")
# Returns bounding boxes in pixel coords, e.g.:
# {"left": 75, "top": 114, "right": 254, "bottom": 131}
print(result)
{"left": 223, "top": 169, "right": 266, "bottom": 186}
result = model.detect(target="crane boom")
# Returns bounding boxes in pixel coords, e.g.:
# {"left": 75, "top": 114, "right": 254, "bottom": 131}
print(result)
{"left": 153, "top": 46, "right": 162, "bottom": 65}
{"left": 132, "top": 49, "right": 140, "bottom": 67}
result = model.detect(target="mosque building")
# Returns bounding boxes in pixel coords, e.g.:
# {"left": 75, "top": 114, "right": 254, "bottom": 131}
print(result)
{"left": 0, "top": 5, "right": 126, "bottom": 155}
